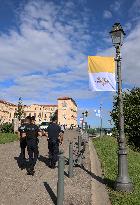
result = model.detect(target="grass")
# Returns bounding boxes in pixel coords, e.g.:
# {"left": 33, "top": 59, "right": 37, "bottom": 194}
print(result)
{"left": 93, "top": 136, "right": 140, "bottom": 205}
{"left": 0, "top": 133, "right": 19, "bottom": 144}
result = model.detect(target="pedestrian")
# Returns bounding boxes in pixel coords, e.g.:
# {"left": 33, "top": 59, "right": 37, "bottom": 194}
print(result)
{"left": 69, "top": 124, "right": 73, "bottom": 130}
{"left": 24, "top": 116, "right": 42, "bottom": 175}
{"left": 69, "top": 124, "right": 71, "bottom": 130}
{"left": 63, "top": 124, "right": 66, "bottom": 130}
{"left": 45, "top": 117, "right": 64, "bottom": 169}
{"left": 61, "top": 124, "right": 65, "bottom": 133}
{"left": 31, "top": 116, "right": 40, "bottom": 147}
{"left": 18, "top": 117, "right": 30, "bottom": 167}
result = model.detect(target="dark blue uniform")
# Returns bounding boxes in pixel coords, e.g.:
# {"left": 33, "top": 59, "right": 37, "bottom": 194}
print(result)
{"left": 18, "top": 124, "right": 27, "bottom": 159}
{"left": 24, "top": 123, "right": 39, "bottom": 174}
{"left": 47, "top": 123, "right": 62, "bottom": 168}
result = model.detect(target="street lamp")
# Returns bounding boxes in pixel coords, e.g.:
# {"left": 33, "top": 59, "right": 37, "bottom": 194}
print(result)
{"left": 99, "top": 104, "right": 103, "bottom": 137}
{"left": 82, "top": 112, "right": 85, "bottom": 130}
{"left": 110, "top": 23, "right": 133, "bottom": 192}
{"left": 85, "top": 110, "right": 88, "bottom": 117}
{"left": 81, "top": 111, "right": 88, "bottom": 130}
{"left": 85, "top": 111, "right": 88, "bottom": 130}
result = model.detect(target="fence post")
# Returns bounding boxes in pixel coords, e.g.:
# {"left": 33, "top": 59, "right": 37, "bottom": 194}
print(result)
{"left": 57, "top": 150, "right": 65, "bottom": 205}
{"left": 78, "top": 135, "right": 82, "bottom": 166}
{"left": 13, "top": 118, "right": 20, "bottom": 133}
{"left": 68, "top": 142, "right": 73, "bottom": 178}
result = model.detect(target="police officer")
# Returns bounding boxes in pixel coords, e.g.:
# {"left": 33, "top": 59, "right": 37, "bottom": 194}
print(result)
{"left": 46, "top": 117, "right": 64, "bottom": 169}
{"left": 60, "top": 124, "right": 65, "bottom": 134}
{"left": 24, "top": 116, "right": 42, "bottom": 175}
{"left": 31, "top": 116, "right": 40, "bottom": 147}
{"left": 18, "top": 117, "right": 29, "bottom": 166}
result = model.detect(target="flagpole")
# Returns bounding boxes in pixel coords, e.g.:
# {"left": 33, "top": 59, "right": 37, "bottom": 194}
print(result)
{"left": 110, "top": 23, "right": 133, "bottom": 192}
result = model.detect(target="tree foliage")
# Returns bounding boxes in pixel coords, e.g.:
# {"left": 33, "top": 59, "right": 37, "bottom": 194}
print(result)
{"left": 87, "top": 128, "right": 96, "bottom": 135}
{"left": 111, "top": 87, "right": 140, "bottom": 149}
{"left": 14, "top": 97, "right": 24, "bottom": 121}
{"left": 1, "top": 123, "right": 14, "bottom": 133}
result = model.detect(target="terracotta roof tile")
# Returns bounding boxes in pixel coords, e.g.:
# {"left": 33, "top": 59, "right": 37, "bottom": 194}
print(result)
{"left": 0, "top": 99, "right": 17, "bottom": 106}
{"left": 57, "top": 97, "right": 77, "bottom": 107}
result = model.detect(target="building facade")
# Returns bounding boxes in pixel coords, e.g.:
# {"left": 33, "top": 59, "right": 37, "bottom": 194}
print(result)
{"left": 0, "top": 97, "right": 78, "bottom": 127}
{"left": 0, "top": 100, "right": 17, "bottom": 124}
{"left": 58, "top": 97, "right": 77, "bottom": 128}
{"left": 24, "top": 104, "right": 58, "bottom": 125}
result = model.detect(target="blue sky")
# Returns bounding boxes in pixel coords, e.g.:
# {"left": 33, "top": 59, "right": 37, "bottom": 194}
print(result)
{"left": 0, "top": 0, "right": 140, "bottom": 128}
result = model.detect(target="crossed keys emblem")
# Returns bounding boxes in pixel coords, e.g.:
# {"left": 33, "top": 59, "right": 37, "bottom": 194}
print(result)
{"left": 95, "top": 77, "right": 109, "bottom": 86}
{"left": 95, "top": 77, "right": 115, "bottom": 90}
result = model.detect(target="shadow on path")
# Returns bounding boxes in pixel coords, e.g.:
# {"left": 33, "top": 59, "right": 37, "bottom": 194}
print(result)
{"left": 14, "top": 155, "right": 28, "bottom": 170}
{"left": 80, "top": 165, "right": 115, "bottom": 189}
{"left": 38, "top": 155, "right": 50, "bottom": 167}
{"left": 44, "top": 182, "right": 57, "bottom": 205}
{"left": 64, "top": 171, "right": 69, "bottom": 177}
{"left": 64, "top": 157, "right": 69, "bottom": 165}
{"left": 103, "top": 177, "right": 115, "bottom": 189}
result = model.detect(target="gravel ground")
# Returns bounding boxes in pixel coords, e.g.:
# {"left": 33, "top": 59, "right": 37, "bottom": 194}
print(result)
{"left": 0, "top": 129, "right": 91, "bottom": 205}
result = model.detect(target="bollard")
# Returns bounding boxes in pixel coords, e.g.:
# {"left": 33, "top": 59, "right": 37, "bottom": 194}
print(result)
{"left": 57, "top": 150, "right": 65, "bottom": 205}
{"left": 68, "top": 142, "right": 73, "bottom": 178}
{"left": 78, "top": 135, "right": 82, "bottom": 166}
{"left": 78, "top": 135, "right": 82, "bottom": 152}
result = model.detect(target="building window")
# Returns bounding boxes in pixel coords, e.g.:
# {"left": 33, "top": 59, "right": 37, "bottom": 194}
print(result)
{"left": 62, "top": 101, "right": 67, "bottom": 107}
{"left": 34, "top": 113, "right": 36, "bottom": 117}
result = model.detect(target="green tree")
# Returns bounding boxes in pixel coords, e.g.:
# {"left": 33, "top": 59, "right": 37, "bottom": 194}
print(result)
{"left": 15, "top": 97, "right": 24, "bottom": 120}
{"left": 1, "top": 123, "right": 14, "bottom": 133}
{"left": 111, "top": 87, "right": 140, "bottom": 149}
{"left": 50, "top": 109, "right": 58, "bottom": 121}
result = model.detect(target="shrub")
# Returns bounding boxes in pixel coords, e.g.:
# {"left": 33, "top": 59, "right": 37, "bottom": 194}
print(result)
{"left": 1, "top": 123, "right": 14, "bottom": 133}
{"left": 87, "top": 128, "right": 96, "bottom": 135}
{"left": 111, "top": 87, "right": 140, "bottom": 149}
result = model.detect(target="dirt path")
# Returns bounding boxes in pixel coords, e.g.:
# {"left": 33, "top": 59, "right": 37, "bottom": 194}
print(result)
{"left": 0, "top": 130, "right": 91, "bottom": 205}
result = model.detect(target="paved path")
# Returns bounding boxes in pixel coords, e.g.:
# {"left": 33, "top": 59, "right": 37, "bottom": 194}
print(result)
{"left": 0, "top": 130, "right": 91, "bottom": 205}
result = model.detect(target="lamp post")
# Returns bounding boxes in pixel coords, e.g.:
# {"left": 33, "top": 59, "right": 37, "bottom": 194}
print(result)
{"left": 82, "top": 112, "right": 84, "bottom": 130}
{"left": 110, "top": 23, "right": 133, "bottom": 192}
{"left": 81, "top": 111, "right": 88, "bottom": 130}
{"left": 99, "top": 104, "right": 103, "bottom": 137}
{"left": 85, "top": 111, "right": 88, "bottom": 130}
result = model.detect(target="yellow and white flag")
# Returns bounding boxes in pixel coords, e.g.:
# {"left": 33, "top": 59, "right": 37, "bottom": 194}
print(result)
{"left": 88, "top": 56, "right": 116, "bottom": 91}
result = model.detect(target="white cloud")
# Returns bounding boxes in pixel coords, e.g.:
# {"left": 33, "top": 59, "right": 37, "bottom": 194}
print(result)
{"left": 97, "top": 23, "right": 140, "bottom": 87}
{"left": 0, "top": 0, "right": 90, "bottom": 81}
{"left": 0, "top": 0, "right": 139, "bottom": 105}
{"left": 124, "top": 22, "right": 132, "bottom": 32}
{"left": 111, "top": 1, "right": 121, "bottom": 12}
{"left": 0, "top": 0, "right": 93, "bottom": 102}
{"left": 129, "top": 0, "right": 140, "bottom": 17}
{"left": 0, "top": 69, "right": 92, "bottom": 103}
{"left": 103, "top": 10, "right": 112, "bottom": 19}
